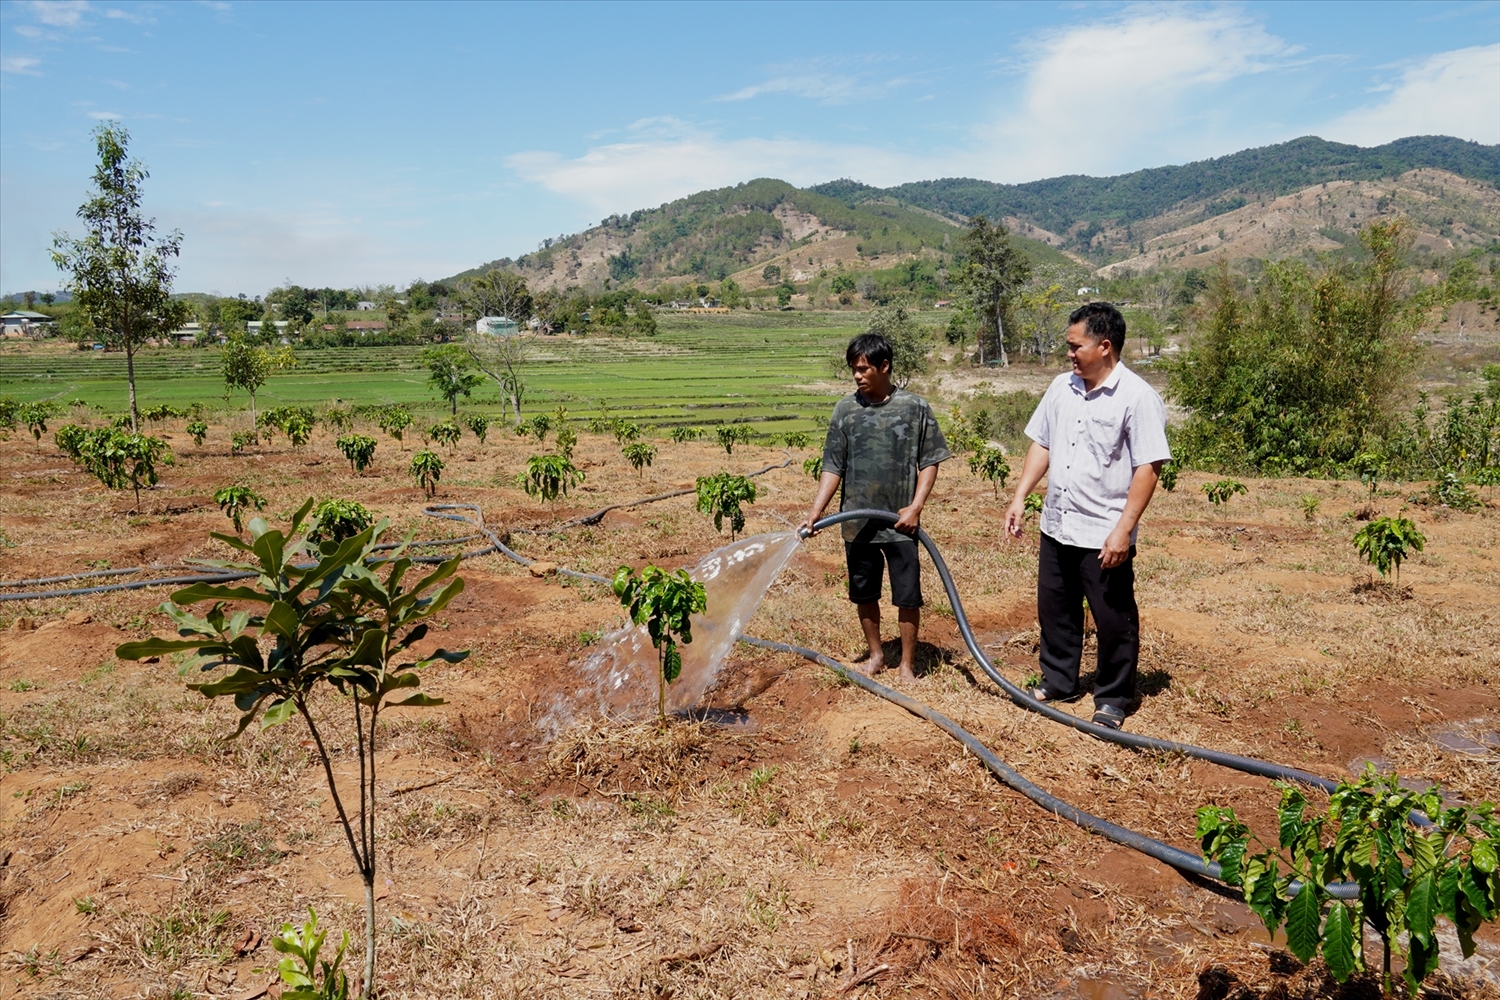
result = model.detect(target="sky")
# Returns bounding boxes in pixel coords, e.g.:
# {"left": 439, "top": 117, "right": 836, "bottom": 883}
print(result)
{"left": 1, "top": 0, "right": 1498, "bottom": 297}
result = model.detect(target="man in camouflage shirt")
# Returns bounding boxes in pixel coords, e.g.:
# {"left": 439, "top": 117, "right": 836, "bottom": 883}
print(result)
{"left": 800, "top": 332, "right": 951, "bottom": 680}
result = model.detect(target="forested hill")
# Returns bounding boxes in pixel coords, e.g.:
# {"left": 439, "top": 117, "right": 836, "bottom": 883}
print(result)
{"left": 811, "top": 136, "right": 1500, "bottom": 260}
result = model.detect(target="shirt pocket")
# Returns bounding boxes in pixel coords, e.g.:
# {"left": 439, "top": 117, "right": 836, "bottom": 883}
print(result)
{"left": 1086, "top": 413, "right": 1125, "bottom": 465}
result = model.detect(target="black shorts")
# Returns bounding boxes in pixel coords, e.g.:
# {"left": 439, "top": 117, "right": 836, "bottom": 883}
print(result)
{"left": 845, "top": 542, "right": 923, "bottom": 608}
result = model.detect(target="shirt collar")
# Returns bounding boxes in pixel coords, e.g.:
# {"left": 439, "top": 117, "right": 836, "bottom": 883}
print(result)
{"left": 1070, "top": 362, "right": 1125, "bottom": 397}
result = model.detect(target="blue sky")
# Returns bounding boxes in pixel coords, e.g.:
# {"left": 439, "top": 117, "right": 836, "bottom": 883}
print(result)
{"left": 2, "top": 0, "right": 1497, "bottom": 296}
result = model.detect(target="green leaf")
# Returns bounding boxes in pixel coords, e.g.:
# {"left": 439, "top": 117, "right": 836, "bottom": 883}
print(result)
{"left": 1278, "top": 786, "right": 1308, "bottom": 849}
{"left": 1285, "top": 882, "right": 1322, "bottom": 963}
{"left": 261, "top": 698, "right": 297, "bottom": 729}
{"left": 115, "top": 637, "right": 208, "bottom": 660}
{"left": 1404, "top": 933, "right": 1441, "bottom": 994}
{"left": 1321, "top": 901, "right": 1358, "bottom": 982}
{"left": 388, "top": 693, "right": 445, "bottom": 708}
{"left": 663, "top": 643, "right": 682, "bottom": 684}
{"left": 171, "top": 582, "right": 272, "bottom": 606}
{"left": 1406, "top": 873, "right": 1437, "bottom": 948}
{"left": 263, "top": 601, "right": 299, "bottom": 639}
{"left": 1472, "top": 838, "right": 1497, "bottom": 873}
{"left": 345, "top": 628, "right": 386, "bottom": 667}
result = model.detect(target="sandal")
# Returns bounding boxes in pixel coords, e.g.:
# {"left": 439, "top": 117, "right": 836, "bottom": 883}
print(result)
{"left": 1027, "top": 684, "right": 1082, "bottom": 704}
{"left": 1092, "top": 705, "right": 1126, "bottom": 730}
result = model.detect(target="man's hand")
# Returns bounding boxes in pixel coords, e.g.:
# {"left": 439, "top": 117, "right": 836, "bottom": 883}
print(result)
{"left": 1099, "top": 525, "right": 1131, "bottom": 569}
{"left": 1004, "top": 497, "right": 1027, "bottom": 539}
{"left": 894, "top": 502, "right": 922, "bottom": 535}
{"left": 798, "top": 511, "right": 822, "bottom": 537}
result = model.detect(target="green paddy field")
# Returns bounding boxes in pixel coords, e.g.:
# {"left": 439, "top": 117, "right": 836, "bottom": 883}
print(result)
{"left": 0, "top": 313, "right": 869, "bottom": 434}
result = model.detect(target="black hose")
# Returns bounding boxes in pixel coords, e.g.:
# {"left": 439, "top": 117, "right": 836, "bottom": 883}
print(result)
{"left": 807, "top": 510, "right": 1343, "bottom": 793}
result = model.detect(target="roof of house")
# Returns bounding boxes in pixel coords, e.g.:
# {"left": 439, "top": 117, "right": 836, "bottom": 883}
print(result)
{"left": 2, "top": 311, "right": 53, "bottom": 320}
{"left": 346, "top": 320, "right": 388, "bottom": 330}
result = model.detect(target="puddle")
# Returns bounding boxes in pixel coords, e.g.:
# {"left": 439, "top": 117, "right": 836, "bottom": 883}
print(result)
{"left": 1074, "top": 978, "right": 1135, "bottom": 1000}
{"left": 1429, "top": 723, "right": 1500, "bottom": 758}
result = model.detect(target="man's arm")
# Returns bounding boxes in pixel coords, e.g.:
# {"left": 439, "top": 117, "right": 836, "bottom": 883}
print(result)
{"left": 1098, "top": 460, "right": 1164, "bottom": 569}
{"left": 799, "top": 471, "right": 843, "bottom": 535}
{"left": 1004, "top": 441, "right": 1050, "bottom": 538}
{"left": 894, "top": 463, "right": 939, "bottom": 534}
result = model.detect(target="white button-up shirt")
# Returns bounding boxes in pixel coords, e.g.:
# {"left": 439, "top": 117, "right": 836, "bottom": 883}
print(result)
{"left": 1024, "top": 363, "right": 1171, "bottom": 550}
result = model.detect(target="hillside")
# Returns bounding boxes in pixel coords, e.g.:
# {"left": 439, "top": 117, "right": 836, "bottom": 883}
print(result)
{"left": 812, "top": 135, "right": 1500, "bottom": 264}
{"left": 452, "top": 178, "right": 1073, "bottom": 293}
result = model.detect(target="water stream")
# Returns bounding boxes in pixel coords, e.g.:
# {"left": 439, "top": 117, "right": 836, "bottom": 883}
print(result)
{"left": 540, "top": 531, "right": 804, "bottom": 734}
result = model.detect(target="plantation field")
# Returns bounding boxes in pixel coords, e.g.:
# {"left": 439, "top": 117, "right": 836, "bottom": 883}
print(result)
{"left": 1, "top": 412, "right": 1498, "bottom": 998}
{"left": 0, "top": 313, "right": 870, "bottom": 434}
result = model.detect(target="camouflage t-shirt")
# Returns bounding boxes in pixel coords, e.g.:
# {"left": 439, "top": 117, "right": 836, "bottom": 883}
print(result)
{"left": 821, "top": 388, "right": 951, "bottom": 544}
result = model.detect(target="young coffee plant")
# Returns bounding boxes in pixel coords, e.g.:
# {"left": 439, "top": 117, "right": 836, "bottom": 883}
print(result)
{"left": 623, "top": 441, "right": 657, "bottom": 476}
{"left": 308, "top": 499, "right": 374, "bottom": 544}
{"left": 284, "top": 413, "right": 313, "bottom": 449}
{"left": 1420, "top": 471, "right": 1481, "bottom": 512}
{"left": 518, "top": 453, "right": 584, "bottom": 503}
{"left": 463, "top": 413, "right": 489, "bottom": 445}
{"left": 0, "top": 395, "right": 16, "bottom": 436}
{"left": 376, "top": 405, "right": 412, "bottom": 445}
{"left": 336, "top": 434, "right": 378, "bottom": 474}
{"left": 695, "top": 472, "right": 757, "bottom": 539}
{"left": 1158, "top": 457, "right": 1180, "bottom": 492}
{"left": 714, "top": 423, "right": 752, "bottom": 456}
{"left": 612, "top": 420, "right": 642, "bottom": 446}
{"left": 140, "top": 404, "right": 185, "bottom": 423}
{"left": 322, "top": 405, "right": 354, "bottom": 434}
{"left": 186, "top": 419, "right": 209, "bottom": 447}
{"left": 1024, "top": 491, "right": 1045, "bottom": 516}
{"left": 554, "top": 424, "right": 578, "bottom": 460}
{"left": 612, "top": 564, "right": 707, "bottom": 723}
{"left": 524, "top": 413, "right": 551, "bottom": 443}
{"left": 1351, "top": 451, "right": 1385, "bottom": 493}
{"left": 1197, "top": 768, "right": 1498, "bottom": 995}
{"left": 967, "top": 445, "right": 1011, "bottom": 496}
{"left": 409, "top": 450, "right": 444, "bottom": 497}
{"left": 272, "top": 907, "right": 350, "bottom": 1000}
{"left": 55, "top": 424, "right": 87, "bottom": 460}
{"left": 68, "top": 428, "right": 172, "bottom": 509}
{"left": 213, "top": 484, "right": 267, "bottom": 534}
{"left": 780, "top": 430, "right": 810, "bottom": 450}
{"left": 803, "top": 456, "right": 823, "bottom": 479}
{"left": 19, "top": 400, "right": 57, "bottom": 442}
{"left": 231, "top": 430, "right": 253, "bottom": 455}
{"left": 427, "top": 420, "right": 462, "bottom": 454}
{"left": 1202, "top": 478, "right": 1248, "bottom": 507}
{"left": 1353, "top": 515, "right": 1425, "bottom": 585}
{"left": 670, "top": 426, "right": 702, "bottom": 444}
{"left": 1300, "top": 494, "right": 1321, "bottom": 521}
{"left": 115, "top": 501, "right": 466, "bottom": 998}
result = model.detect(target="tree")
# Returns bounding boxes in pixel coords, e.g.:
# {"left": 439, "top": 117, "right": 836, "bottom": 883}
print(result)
{"left": 51, "top": 123, "right": 190, "bottom": 432}
{"left": 623, "top": 441, "right": 657, "bottom": 476}
{"left": 1016, "top": 282, "right": 1068, "bottom": 362}
{"left": 613, "top": 565, "right": 707, "bottom": 723}
{"left": 213, "top": 484, "right": 267, "bottom": 534}
{"left": 422, "top": 344, "right": 484, "bottom": 415}
{"left": 115, "top": 503, "right": 465, "bottom": 998}
{"left": 221, "top": 336, "right": 296, "bottom": 435}
{"left": 953, "top": 215, "right": 1032, "bottom": 366}
{"left": 517, "top": 453, "right": 584, "bottom": 504}
{"left": 1353, "top": 516, "right": 1425, "bottom": 585}
{"left": 762, "top": 265, "right": 782, "bottom": 284}
{"left": 968, "top": 445, "right": 1011, "bottom": 496}
{"left": 464, "top": 331, "right": 528, "bottom": 422}
{"left": 464, "top": 269, "right": 532, "bottom": 324}
{"left": 866, "top": 304, "right": 929, "bottom": 388}
{"left": 336, "top": 434, "right": 378, "bottom": 473}
{"left": 695, "top": 472, "right": 757, "bottom": 539}
{"left": 409, "top": 450, "right": 444, "bottom": 497}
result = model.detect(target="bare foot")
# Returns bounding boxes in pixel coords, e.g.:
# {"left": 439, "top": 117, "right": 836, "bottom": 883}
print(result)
{"left": 852, "top": 652, "right": 884, "bottom": 677}
{"left": 897, "top": 664, "right": 917, "bottom": 683}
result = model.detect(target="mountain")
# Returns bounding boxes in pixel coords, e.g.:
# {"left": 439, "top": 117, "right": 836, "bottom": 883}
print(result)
{"left": 811, "top": 135, "right": 1500, "bottom": 264}
{"left": 452, "top": 135, "right": 1498, "bottom": 291}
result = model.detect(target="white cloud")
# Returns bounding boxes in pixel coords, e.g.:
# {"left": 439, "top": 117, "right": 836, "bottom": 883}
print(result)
{"left": 974, "top": 6, "right": 1298, "bottom": 180}
{"left": 27, "top": 0, "right": 89, "bottom": 28}
{"left": 1323, "top": 44, "right": 1500, "bottom": 146}
{"left": 87, "top": 110, "right": 121, "bottom": 119}
{"left": 1, "top": 55, "right": 42, "bottom": 75}
{"left": 716, "top": 58, "right": 914, "bottom": 105}
{"left": 507, "top": 118, "right": 931, "bottom": 215}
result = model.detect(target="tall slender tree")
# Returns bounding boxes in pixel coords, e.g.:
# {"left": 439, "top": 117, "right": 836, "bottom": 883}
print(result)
{"left": 51, "top": 123, "right": 189, "bottom": 432}
{"left": 953, "top": 215, "right": 1032, "bottom": 367}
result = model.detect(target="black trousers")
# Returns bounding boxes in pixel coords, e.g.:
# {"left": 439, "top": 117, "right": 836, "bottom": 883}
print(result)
{"left": 1037, "top": 532, "right": 1139, "bottom": 710}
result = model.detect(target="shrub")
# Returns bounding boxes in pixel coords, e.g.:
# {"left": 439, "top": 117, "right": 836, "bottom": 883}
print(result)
{"left": 670, "top": 426, "right": 702, "bottom": 444}
{"left": 555, "top": 425, "right": 578, "bottom": 460}
{"left": 1352, "top": 516, "right": 1424, "bottom": 585}
{"left": 116, "top": 501, "right": 466, "bottom": 994}
{"left": 623, "top": 441, "right": 657, "bottom": 476}
{"left": 427, "top": 420, "right": 461, "bottom": 453}
{"left": 695, "top": 472, "right": 757, "bottom": 539}
{"left": 780, "top": 431, "right": 810, "bottom": 450}
{"left": 376, "top": 405, "right": 412, "bottom": 443}
{"left": 140, "top": 404, "right": 186, "bottom": 423}
{"left": 409, "top": 450, "right": 444, "bottom": 497}
{"left": 518, "top": 453, "right": 584, "bottom": 503}
{"left": 1197, "top": 768, "right": 1498, "bottom": 995}
{"left": 1158, "top": 457, "right": 1180, "bottom": 492}
{"left": 19, "top": 400, "right": 57, "bottom": 441}
{"left": 0, "top": 395, "right": 17, "bottom": 434}
{"left": 284, "top": 413, "right": 313, "bottom": 448}
{"left": 803, "top": 457, "right": 823, "bottom": 478}
{"left": 272, "top": 907, "right": 350, "bottom": 1000}
{"left": 463, "top": 413, "right": 489, "bottom": 445}
{"left": 524, "top": 413, "right": 551, "bottom": 442}
{"left": 55, "top": 424, "right": 88, "bottom": 460}
{"left": 613, "top": 420, "right": 641, "bottom": 445}
{"left": 335, "top": 434, "right": 378, "bottom": 473}
{"left": 967, "top": 445, "right": 1010, "bottom": 496}
{"left": 231, "top": 431, "right": 253, "bottom": 455}
{"left": 1299, "top": 494, "right": 1320, "bottom": 521}
{"left": 1416, "top": 471, "right": 1480, "bottom": 511}
{"left": 308, "top": 499, "right": 374, "bottom": 544}
{"left": 71, "top": 428, "right": 172, "bottom": 508}
{"left": 714, "top": 424, "right": 752, "bottom": 456}
{"left": 322, "top": 406, "right": 354, "bottom": 434}
{"left": 213, "top": 485, "right": 267, "bottom": 534}
{"left": 613, "top": 565, "right": 707, "bottom": 723}
{"left": 1202, "top": 479, "right": 1247, "bottom": 506}
{"left": 186, "top": 420, "right": 209, "bottom": 447}
{"left": 1023, "top": 492, "right": 1044, "bottom": 516}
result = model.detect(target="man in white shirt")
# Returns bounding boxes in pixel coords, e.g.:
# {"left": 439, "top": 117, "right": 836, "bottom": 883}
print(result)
{"left": 1003, "top": 302, "right": 1171, "bottom": 730}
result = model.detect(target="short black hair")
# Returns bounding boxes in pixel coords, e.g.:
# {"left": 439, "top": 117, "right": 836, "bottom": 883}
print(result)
{"left": 1068, "top": 301, "right": 1127, "bottom": 356}
{"left": 846, "top": 332, "right": 893, "bottom": 370}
